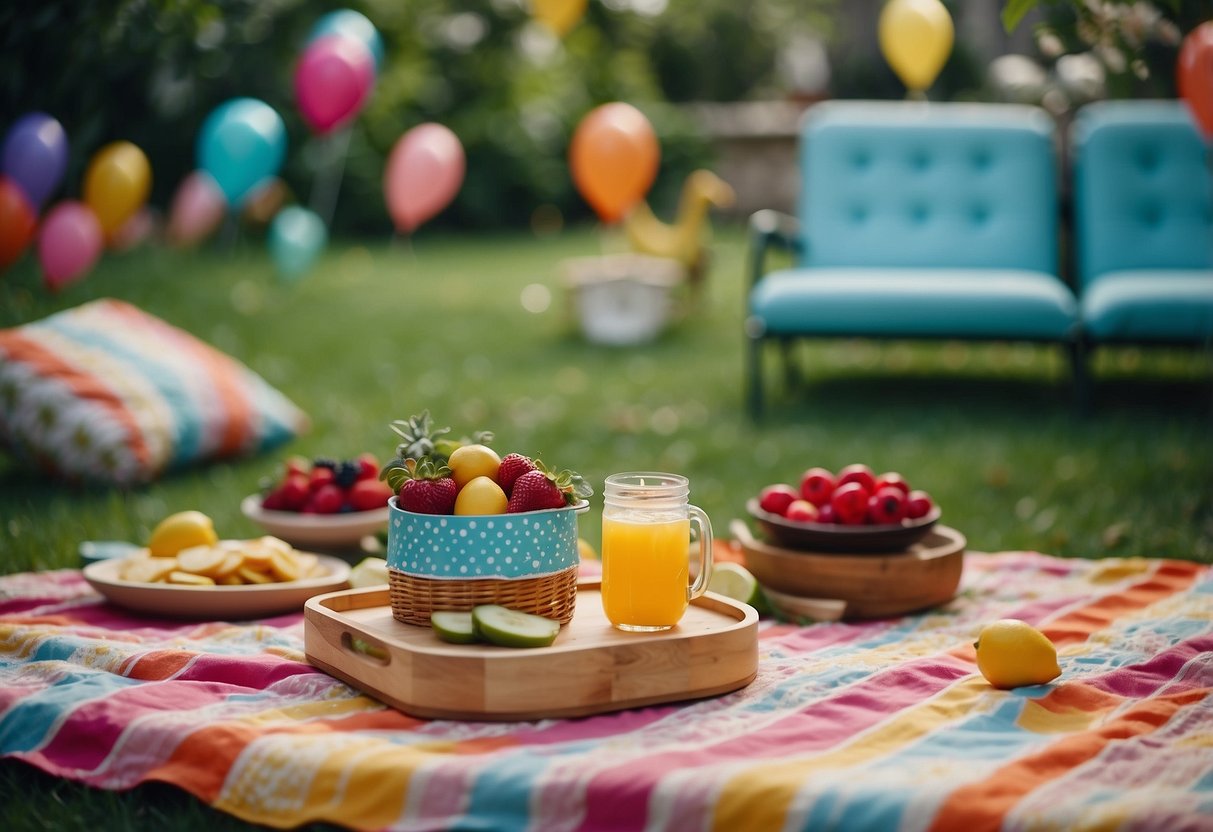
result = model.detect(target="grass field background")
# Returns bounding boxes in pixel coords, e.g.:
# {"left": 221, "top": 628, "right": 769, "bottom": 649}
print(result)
{"left": 1, "top": 224, "right": 1211, "bottom": 829}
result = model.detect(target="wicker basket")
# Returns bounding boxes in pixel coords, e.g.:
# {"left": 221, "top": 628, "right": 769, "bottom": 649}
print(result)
{"left": 388, "top": 564, "right": 579, "bottom": 626}
{"left": 385, "top": 497, "right": 587, "bottom": 627}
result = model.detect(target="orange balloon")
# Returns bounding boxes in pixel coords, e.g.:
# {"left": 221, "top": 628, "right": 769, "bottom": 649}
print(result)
{"left": 1178, "top": 21, "right": 1213, "bottom": 139}
{"left": 0, "top": 176, "right": 36, "bottom": 270}
{"left": 569, "top": 102, "right": 659, "bottom": 224}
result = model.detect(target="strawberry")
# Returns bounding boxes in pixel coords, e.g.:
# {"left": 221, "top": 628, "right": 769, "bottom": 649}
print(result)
{"left": 309, "top": 466, "right": 335, "bottom": 492}
{"left": 506, "top": 463, "right": 593, "bottom": 513}
{"left": 304, "top": 483, "right": 345, "bottom": 514}
{"left": 395, "top": 458, "right": 458, "bottom": 514}
{"left": 356, "top": 453, "right": 379, "bottom": 481}
{"left": 348, "top": 478, "right": 394, "bottom": 512}
{"left": 280, "top": 473, "right": 311, "bottom": 510}
{"left": 496, "top": 453, "right": 537, "bottom": 495}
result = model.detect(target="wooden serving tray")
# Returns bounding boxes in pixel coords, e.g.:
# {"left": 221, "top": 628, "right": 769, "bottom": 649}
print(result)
{"left": 732, "top": 520, "right": 965, "bottom": 620}
{"left": 303, "top": 580, "right": 759, "bottom": 721}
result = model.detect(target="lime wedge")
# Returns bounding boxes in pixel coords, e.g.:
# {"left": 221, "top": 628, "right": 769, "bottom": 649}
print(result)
{"left": 708, "top": 562, "right": 769, "bottom": 613}
{"left": 471, "top": 605, "right": 560, "bottom": 648}
{"left": 431, "top": 611, "right": 478, "bottom": 644}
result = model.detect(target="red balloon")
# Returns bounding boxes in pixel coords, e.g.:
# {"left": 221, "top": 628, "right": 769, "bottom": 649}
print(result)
{"left": 0, "top": 176, "right": 36, "bottom": 270}
{"left": 1178, "top": 21, "right": 1213, "bottom": 140}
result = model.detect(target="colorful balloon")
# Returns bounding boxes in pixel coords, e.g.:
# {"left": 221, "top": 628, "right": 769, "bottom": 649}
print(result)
{"left": 83, "top": 140, "right": 152, "bottom": 239}
{"left": 268, "top": 206, "right": 327, "bottom": 280}
{"left": 384, "top": 123, "right": 466, "bottom": 233}
{"left": 167, "top": 170, "right": 226, "bottom": 248}
{"left": 0, "top": 176, "right": 36, "bottom": 270}
{"left": 1178, "top": 21, "right": 1213, "bottom": 140}
{"left": 37, "top": 201, "right": 103, "bottom": 292}
{"left": 532, "top": 0, "right": 587, "bottom": 37}
{"left": 878, "top": 0, "right": 954, "bottom": 93}
{"left": 569, "top": 102, "right": 659, "bottom": 224}
{"left": 294, "top": 35, "right": 375, "bottom": 135}
{"left": 1, "top": 112, "right": 69, "bottom": 208}
{"left": 197, "top": 98, "right": 287, "bottom": 207}
{"left": 308, "top": 9, "right": 385, "bottom": 71}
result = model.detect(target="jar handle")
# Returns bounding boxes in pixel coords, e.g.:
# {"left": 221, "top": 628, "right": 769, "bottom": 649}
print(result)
{"left": 687, "top": 505, "right": 714, "bottom": 602}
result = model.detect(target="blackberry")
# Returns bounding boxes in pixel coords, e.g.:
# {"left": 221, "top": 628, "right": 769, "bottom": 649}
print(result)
{"left": 312, "top": 457, "right": 337, "bottom": 471}
{"left": 334, "top": 460, "right": 361, "bottom": 488}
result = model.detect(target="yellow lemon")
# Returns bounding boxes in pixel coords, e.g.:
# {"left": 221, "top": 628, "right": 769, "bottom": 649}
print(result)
{"left": 148, "top": 510, "right": 218, "bottom": 557}
{"left": 454, "top": 476, "right": 508, "bottom": 515}
{"left": 577, "top": 538, "right": 598, "bottom": 560}
{"left": 447, "top": 444, "right": 502, "bottom": 490}
{"left": 974, "top": 619, "right": 1062, "bottom": 689}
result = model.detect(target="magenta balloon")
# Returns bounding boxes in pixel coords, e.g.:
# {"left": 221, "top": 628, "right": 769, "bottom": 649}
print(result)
{"left": 38, "top": 201, "right": 104, "bottom": 291}
{"left": 168, "top": 170, "right": 226, "bottom": 247}
{"left": 294, "top": 35, "right": 374, "bottom": 134}
{"left": 384, "top": 123, "right": 466, "bottom": 233}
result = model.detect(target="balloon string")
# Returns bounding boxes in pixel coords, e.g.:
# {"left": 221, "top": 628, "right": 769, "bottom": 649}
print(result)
{"left": 311, "top": 128, "right": 352, "bottom": 227}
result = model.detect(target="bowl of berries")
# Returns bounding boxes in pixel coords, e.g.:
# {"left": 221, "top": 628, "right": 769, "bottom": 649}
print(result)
{"left": 377, "top": 412, "right": 593, "bottom": 626}
{"left": 241, "top": 454, "right": 395, "bottom": 550}
{"left": 748, "top": 463, "right": 940, "bottom": 553}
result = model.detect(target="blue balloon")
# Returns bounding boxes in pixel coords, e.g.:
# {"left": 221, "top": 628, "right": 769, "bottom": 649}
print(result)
{"left": 308, "top": 9, "right": 385, "bottom": 71}
{"left": 196, "top": 98, "right": 287, "bottom": 207}
{"left": 269, "top": 206, "right": 327, "bottom": 280}
{"left": 2, "top": 112, "right": 69, "bottom": 208}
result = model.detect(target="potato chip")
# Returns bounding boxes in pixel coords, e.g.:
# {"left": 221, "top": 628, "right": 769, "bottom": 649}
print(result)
{"left": 168, "top": 570, "right": 216, "bottom": 586}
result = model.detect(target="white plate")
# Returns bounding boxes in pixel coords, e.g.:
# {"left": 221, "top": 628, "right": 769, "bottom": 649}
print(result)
{"left": 83, "top": 554, "right": 351, "bottom": 619}
{"left": 241, "top": 494, "right": 389, "bottom": 550}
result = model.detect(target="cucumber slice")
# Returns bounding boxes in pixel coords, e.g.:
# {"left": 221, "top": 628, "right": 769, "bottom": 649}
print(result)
{"left": 471, "top": 605, "right": 561, "bottom": 648}
{"left": 431, "top": 611, "right": 479, "bottom": 644}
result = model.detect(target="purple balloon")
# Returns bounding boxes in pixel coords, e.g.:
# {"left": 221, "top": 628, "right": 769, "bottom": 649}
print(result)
{"left": 2, "top": 112, "right": 69, "bottom": 208}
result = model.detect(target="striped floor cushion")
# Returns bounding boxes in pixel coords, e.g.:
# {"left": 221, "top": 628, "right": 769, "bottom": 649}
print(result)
{"left": 0, "top": 299, "right": 309, "bottom": 485}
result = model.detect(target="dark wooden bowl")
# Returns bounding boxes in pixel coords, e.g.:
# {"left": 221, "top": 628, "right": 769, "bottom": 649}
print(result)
{"left": 746, "top": 498, "right": 941, "bottom": 553}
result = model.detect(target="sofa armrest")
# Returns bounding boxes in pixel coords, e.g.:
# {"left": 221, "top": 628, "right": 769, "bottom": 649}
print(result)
{"left": 748, "top": 209, "right": 802, "bottom": 289}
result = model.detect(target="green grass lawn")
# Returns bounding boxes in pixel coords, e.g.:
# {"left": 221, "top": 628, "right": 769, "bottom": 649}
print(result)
{"left": 1, "top": 223, "right": 1211, "bottom": 829}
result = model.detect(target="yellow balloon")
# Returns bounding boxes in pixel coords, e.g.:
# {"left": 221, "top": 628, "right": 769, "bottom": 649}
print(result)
{"left": 878, "top": 0, "right": 954, "bottom": 93}
{"left": 83, "top": 141, "right": 152, "bottom": 237}
{"left": 532, "top": 0, "right": 587, "bottom": 37}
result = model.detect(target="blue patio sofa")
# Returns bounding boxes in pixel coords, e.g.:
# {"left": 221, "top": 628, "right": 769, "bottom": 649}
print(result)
{"left": 1070, "top": 100, "right": 1213, "bottom": 384}
{"left": 745, "top": 101, "right": 1081, "bottom": 417}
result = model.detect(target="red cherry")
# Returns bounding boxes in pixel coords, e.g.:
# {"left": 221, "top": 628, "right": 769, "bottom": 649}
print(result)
{"left": 867, "top": 486, "right": 908, "bottom": 525}
{"left": 799, "top": 467, "right": 836, "bottom": 507}
{"left": 874, "top": 472, "right": 910, "bottom": 495}
{"left": 309, "top": 466, "right": 335, "bottom": 492}
{"left": 784, "top": 499, "right": 820, "bottom": 523}
{"left": 831, "top": 481, "right": 869, "bottom": 525}
{"left": 280, "top": 473, "right": 311, "bottom": 511}
{"left": 758, "top": 484, "right": 799, "bottom": 516}
{"left": 836, "top": 463, "right": 877, "bottom": 495}
{"left": 906, "top": 490, "right": 935, "bottom": 520}
{"left": 306, "top": 483, "right": 345, "bottom": 514}
{"left": 817, "top": 503, "right": 837, "bottom": 524}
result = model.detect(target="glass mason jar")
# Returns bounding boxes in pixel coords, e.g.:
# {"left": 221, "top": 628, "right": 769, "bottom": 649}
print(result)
{"left": 600, "top": 472, "right": 713, "bottom": 632}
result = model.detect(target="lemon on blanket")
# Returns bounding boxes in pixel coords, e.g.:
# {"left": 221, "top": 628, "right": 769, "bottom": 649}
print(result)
{"left": 974, "top": 619, "right": 1062, "bottom": 689}
{"left": 148, "top": 510, "right": 218, "bottom": 557}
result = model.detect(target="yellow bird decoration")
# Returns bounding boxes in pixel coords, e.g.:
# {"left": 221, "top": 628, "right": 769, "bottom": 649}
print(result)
{"left": 623, "top": 169, "right": 735, "bottom": 299}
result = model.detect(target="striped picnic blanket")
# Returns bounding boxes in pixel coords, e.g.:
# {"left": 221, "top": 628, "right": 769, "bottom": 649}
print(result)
{"left": 1, "top": 551, "right": 1210, "bottom": 831}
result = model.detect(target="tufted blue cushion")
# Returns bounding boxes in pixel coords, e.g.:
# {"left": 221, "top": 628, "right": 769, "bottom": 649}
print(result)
{"left": 798, "top": 102, "right": 1060, "bottom": 275}
{"left": 1071, "top": 101, "right": 1213, "bottom": 344}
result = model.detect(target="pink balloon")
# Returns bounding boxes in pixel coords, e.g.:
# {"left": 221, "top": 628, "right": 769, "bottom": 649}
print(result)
{"left": 168, "top": 170, "right": 226, "bottom": 247}
{"left": 294, "top": 35, "right": 374, "bottom": 135}
{"left": 384, "top": 123, "right": 466, "bottom": 233}
{"left": 38, "top": 201, "right": 103, "bottom": 291}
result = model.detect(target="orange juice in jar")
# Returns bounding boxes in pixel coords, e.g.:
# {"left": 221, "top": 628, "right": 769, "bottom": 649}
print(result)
{"left": 600, "top": 473, "right": 713, "bottom": 632}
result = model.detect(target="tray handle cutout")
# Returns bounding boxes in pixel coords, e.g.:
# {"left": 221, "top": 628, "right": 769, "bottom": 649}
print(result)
{"left": 342, "top": 631, "right": 391, "bottom": 666}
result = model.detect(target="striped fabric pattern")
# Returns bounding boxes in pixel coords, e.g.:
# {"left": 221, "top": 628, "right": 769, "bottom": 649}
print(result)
{"left": 0, "top": 299, "right": 308, "bottom": 484}
{"left": 0, "top": 551, "right": 1209, "bottom": 830}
